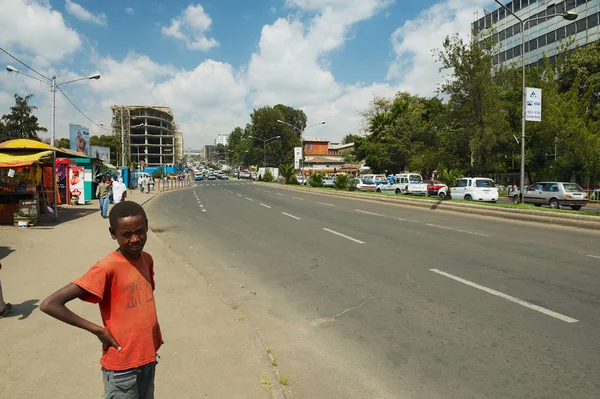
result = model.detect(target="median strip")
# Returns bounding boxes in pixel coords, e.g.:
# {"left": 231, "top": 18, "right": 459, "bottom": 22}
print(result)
{"left": 322, "top": 228, "right": 365, "bottom": 244}
{"left": 429, "top": 269, "right": 578, "bottom": 324}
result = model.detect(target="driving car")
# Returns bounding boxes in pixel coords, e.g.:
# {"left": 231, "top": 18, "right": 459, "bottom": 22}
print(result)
{"left": 515, "top": 182, "right": 589, "bottom": 210}
{"left": 424, "top": 180, "right": 448, "bottom": 199}
{"left": 355, "top": 179, "right": 378, "bottom": 191}
{"left": 207, "top": 174, "right": 216, "bottom": 180}
{"left": 451, "top": 177, "right": 499, "bottom": 202}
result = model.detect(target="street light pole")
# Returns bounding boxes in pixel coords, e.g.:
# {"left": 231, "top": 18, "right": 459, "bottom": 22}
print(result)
{"left": 492, "top": 1, "right": 576, "bottom": 202}
{"left": 6, "top": 66, "right": 100, "bottom": 219}
{"left": 277, "top": 120, "right": 325, "bottom": 182}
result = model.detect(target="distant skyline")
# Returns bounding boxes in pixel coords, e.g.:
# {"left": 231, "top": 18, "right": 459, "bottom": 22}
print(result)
{"left": 1, "top": 0, "right": 494, "bottom": 149}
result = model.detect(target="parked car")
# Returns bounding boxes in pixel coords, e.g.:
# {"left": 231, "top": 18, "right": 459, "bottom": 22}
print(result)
{"left": 355, "top": 179, "right": 378, "bottom": 191}
{"left": 376, "top": 182, "right": 403, "bottom": 194}
{"left": 323, "top": 177, "right": 335, "bottom": 188}
{"left": 515, "top": 182, "right": 589, "bottom": 210}
{"left": 451, "top": 177, "right": 499, "bottom": 202}
{"left": 424, "top": 180, "right": 448, "bottom": 199}
{"left": 395, "top": 173, "right": 428, "bottom": 195}
{"left": 207, "top": 174, "right": 216, "bottom": 180}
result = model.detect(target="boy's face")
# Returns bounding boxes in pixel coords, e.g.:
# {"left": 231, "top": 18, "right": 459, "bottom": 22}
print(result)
{"left": 110, "top": 214, "right": 148, "bottom": 258}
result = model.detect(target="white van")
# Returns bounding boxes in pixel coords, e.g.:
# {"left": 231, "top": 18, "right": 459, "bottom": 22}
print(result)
{"left": 451, "top": 177, "right": 499, "bottom": 202}
{"left": 394, "top": 173, "right": 427, "bottom": 195}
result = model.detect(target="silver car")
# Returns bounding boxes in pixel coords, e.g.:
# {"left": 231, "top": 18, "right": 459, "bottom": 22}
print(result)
{"left": 515, "top": 182, "right": 590, "bottom": 210}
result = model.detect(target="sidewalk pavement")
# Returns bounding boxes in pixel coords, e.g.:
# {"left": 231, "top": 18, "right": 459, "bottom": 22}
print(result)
{"left": 0, "top": 186, "right": 279, "bottom": 398}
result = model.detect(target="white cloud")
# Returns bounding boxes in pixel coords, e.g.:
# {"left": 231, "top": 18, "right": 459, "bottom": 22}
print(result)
{"left": 0, "top": 0, "right": 81, "bottom": 62}
{"left": 387, "top": 0, "right": 493, "bottom": 96}
{"left": 65, "top": 0, "right": 107, "bottom": 26}
{"left": 161, "top": 4, "right": 219, "bottom": 51}
{"left": 125, "top": 7, "right": 134, "bottom": 15}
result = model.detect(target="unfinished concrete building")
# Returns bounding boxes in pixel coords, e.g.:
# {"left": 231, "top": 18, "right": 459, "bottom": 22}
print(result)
{"left": 111, "top": 105, "right": 178, "bottom": 167}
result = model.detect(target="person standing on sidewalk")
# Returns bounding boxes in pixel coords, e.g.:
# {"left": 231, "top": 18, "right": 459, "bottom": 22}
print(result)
{"left": 96, "top": 176, "right": 111, "bottom": 218}
{"left": 138, "top": 174, "right": 145, "bottom": 194}
{"left": 112, "top": 177, "right": 127, "bottom": 204}
{"left": 40, "top": 201, "right": 163, "bottom": 399}
{"left": 0, "top": 262, "right": 12, "bottom": 318}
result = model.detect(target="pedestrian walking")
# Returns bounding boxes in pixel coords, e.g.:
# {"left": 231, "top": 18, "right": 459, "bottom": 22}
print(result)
{"left": 138, "top": 175, "right": 145, "bottom": 194}
{"left": 112, "top": 177, "right": 127, "bottom": 204}
{"left": 41, "top": 201, "right": 163, "bottom": 399}
{"left": 0, "top": 262, "right": 12, "bottom": 319}
{"left": 96, "top": 176, "right": 111, "bottom": 218}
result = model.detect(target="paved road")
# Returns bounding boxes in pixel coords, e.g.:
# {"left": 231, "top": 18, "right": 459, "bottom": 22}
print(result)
{"left": 147, "top": 180, "right": 600, "bottom": 399}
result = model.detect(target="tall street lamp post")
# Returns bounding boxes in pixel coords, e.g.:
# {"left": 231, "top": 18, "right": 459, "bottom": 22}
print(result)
{"left": 248, "top": 135, "right": 281, "bottom": 168}
{"left": 6, "top": 65, "right": 100, "bottom": 220}
{"left": 276, "top": 120, "right": 325, "bottom": 181}
{"left": 492, "top": 1, "right": 576, "bottom": 202}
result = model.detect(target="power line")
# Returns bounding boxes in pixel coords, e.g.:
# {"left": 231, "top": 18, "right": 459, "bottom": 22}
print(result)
{"left": 0, "top": 46, "right": 50, "bottom": 81}
{"left": 56, "top": 85, "right": 111, "bottom": 131}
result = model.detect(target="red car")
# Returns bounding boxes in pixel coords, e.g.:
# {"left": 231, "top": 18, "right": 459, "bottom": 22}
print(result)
{"left": 424, "top": 180, "right": 448, "bottom": 199}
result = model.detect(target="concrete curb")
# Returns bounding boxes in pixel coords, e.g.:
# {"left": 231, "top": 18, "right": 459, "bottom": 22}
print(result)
{"left": 257, "top": 183, "right": 600, "bottom": 231}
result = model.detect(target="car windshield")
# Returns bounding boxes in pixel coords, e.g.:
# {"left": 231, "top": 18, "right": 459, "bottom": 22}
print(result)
{"left": 563, "top": 183, "right": 584, "bottom": 192}
{"left": 363, "top": 180, "right": 375, "bottom": 184}
{"left": 475, "top": 179, "right": 495, "bottom": 188}
{"left": 409, "top": 175, "right": 422, "bottom": 182}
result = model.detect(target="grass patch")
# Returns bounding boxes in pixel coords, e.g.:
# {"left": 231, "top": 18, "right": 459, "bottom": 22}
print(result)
{"left": 278, "top": 375, "right": 289, "bottom": 385}
{"left": 266, "top": 347, "right": 278, "bottom": 366}
{"left": 260, "top": 372, "right": 272, "bottom": 390}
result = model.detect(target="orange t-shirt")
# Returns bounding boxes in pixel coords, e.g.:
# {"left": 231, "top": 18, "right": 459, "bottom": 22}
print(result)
{"left": 73, "top": 251, "right": 163, "bottom": 371}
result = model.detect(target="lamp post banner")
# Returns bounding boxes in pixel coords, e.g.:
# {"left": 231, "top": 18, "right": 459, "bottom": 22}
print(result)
{"left": 294, "top": 159, "right": 300, "bottom": 169}
{"left": 294, "top": 146, "right": 302, "bottom": 160}
{"left": 69, "top": 123, "right": 90, "bottom": 156}
{"left": 525, "top": 87, "right": 542, "bottom": 122}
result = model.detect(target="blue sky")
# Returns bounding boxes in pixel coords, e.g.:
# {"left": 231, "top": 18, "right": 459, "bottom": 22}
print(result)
{"left": 0, "top": 0, "right": 493, "bottom": 149}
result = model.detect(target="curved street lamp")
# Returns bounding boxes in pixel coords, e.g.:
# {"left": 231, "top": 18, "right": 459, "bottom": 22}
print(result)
{"left": 6, "top": 65, "right": 101, "bottom": 220}
{"left": 276, "top": 119, "right": 326, "bottom": 180}
{"left": 492, "top": 1, "right": 577, "bottom": 202}
{"left": 248, "top": 135, "right": 281, "bottom": 168}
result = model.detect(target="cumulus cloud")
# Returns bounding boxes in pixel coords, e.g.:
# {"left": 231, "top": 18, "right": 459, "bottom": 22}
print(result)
{"left": 161, "top": 4, "right": 219, "bottom": 51}
{"left": 387, "top": 0, "right": 493, "bottom": 96}
{"left": 125, "top": 7, "right": 134, "bottom": 15}
{"left": 65, "top": 0, "right": 107, "bottom": 26}
{"left": 0, "top": 0, "right": 81, "bottom": 62}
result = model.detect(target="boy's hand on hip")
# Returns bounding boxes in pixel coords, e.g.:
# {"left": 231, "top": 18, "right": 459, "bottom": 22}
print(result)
{"left": 97, "top": 328, "right": 121, "bottom": 352}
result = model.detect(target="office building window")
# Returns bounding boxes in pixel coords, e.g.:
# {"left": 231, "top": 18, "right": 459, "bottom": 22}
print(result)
{"left": 576, "top": 0, "right": 587, "bottom": 5}
{"left": 492, "top": 9, "right": 499, "bottom": 23}
{"left": 499, "top": 7, "right": 506, "bottom": 19}
{"left": 566, "top": 0, "right": 576, "bottom": 10}
{"left": 566, "top": 21, "right": 576, "bottom": 36}
{"left": 485, "top": 14, "right": 492, "bottom": 28}
{"left": 507, "top": 47, "right": 514, "bottom": 60}
{"left": 500, "top": 51, "right": 506, "bottom": 62}
{"left": 523, "top": 0, "right": 529, "bottom": 6}
{"left": 493, "top": 54, "right": 499, "bottom": 65}
{"left": 493, "top": 33, "right": 499, "bottom": 43}
{"left": 514, "top": 0, "right": 521, "bottom": 11}
{"left": 525, "top": 41, "right": 530, "bottom": 52}
{"left": 506, "top": 2, "right": 513, "bottom": 12}
{"left": 576, "top": 18, "right": 586, "bottom": 33}
{"left": 514, "top": 23, "right": 521, "bottom": 34}
{"left": 499, "top": 29, "right": 506, "bottom": 41}
{"left": 556, "top": 26, "right": 566, "bottom": 40}
{"left": 549, "top": 55, "right": 557, "bottom": 64}
{"left": 547, "top": 30, "right": 556, "bottom": 44}
{"left": 546, "top": 4, "right": 556, "bottom": 16}
{"left": 556, "top": 1, "right": 565, "bottom": 13}
{"left": 529, "top": 38, "right": 538, "bottom": 51}
{"left": 529, "top": 18, "right": 538, "bottom": 29}
{"left": 588, "top": 13, "right": 598, "bottom": 29}
{"left": 514, "top": 44, "right": 521, "bottom": 57}
{"left": 538, "top": 34, "right": 546, "bottom": 47}
{"left": 506, "top": 25, "right": 514, "bottom": 38}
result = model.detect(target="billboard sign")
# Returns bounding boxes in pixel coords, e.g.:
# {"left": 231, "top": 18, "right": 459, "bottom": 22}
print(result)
{"left": 294, "top": 147, "right": 302, "bottom": 160}
{"left": 69, "top": 123, "right": 90, "bottom": 156}
{"left": 91, "top": 146, "right": 110, "bottom": 164}
{"left": 525, "top": 87, "right": 542, "bottom": 122}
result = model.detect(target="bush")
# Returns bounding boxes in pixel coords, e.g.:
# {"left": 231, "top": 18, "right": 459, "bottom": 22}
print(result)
{"left": 437, "top": 168, "right": 464, "bottom": 200}
{"left": 288, "top": 175, "right": 299, "bottom": 185}
{"left": 310, "top": 172, "right": 323, "bottom": 187}
{"left": 334, "top": 174, "right": 350, "bottom": 190}
{"left": 279, "top": 163, "right": 296, "bottom": 184}
{"left": 347, "top": 177, "right": 358, "bottom": 191}
{"left": 263, "top": 169, "right": 274, "bottom": 182}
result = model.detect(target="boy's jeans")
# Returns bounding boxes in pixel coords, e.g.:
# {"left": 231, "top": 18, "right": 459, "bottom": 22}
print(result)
{"left": 102, "top": 361, "right": 156, "bottom": 399}
{"left": 99, "top": 197, "right": 109, "bottom": 218}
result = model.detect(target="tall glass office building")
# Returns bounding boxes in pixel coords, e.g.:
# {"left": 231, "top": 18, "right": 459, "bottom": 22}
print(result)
{"left": 472, "top": 0, "right": 600, "bottom": 68}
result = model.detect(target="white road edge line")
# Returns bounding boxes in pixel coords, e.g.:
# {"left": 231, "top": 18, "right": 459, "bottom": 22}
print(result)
{"left": 586, "top": 254, "right": 600, "bottom": 259}
{"left": 246, "top": 197, "right": 254, "bottom": 201}
{"left": 281, "top": 212, "right": 301, "bottom": 220}
{"left": 429, "top": 269, "right": 578, "bottom": 324}
{"left": 317, "top": 202, "right": 335, "bottom": 207}
{"left": 260, "top": 203, "right": 271, "bottom": 208}
{"left": 322, "top": 228, "right": 365, "bottom": 244}
{"left": 355, "top": 209, "right": 383, "bottom": 217}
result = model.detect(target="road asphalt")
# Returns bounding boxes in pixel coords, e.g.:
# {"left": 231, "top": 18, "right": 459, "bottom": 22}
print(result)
{"left": 146, "top": 180, "right": 600, "bottom": 399}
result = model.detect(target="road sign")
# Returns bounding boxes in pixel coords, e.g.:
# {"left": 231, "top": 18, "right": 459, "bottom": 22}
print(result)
{"left": 525, "top": 87, "right": 542, "bottom": 122}
{"left": 294, "top": 147, "right": 302, "bottom": 160}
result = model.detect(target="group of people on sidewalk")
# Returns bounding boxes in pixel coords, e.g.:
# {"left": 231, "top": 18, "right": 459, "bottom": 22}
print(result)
{"left": 96, "top": 173, "right": 128, "bottom": 218}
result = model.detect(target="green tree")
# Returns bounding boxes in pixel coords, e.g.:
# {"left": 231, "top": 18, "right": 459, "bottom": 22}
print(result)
{"left": 263, "top": 168, "right": 274, "bottom": 182}
{"left": 56, "top": 138, "right": 70, "bottom": 148}
{"left": 310, "top": 172, "right": 323, "bottom": 187}
{"left": 1, "top": 94, "right": 47, "bottom": 142}
{"left": 279, "top": 163, "right": 296, "bottom": 184}
{"left": 334, "top": 174, "right": 350, "bottom": 190}
{"left": 341, "top": 133, "right": 362, "bottom": 144}
{"left": 437, "top": 168, "right": 464, "bottom": 200}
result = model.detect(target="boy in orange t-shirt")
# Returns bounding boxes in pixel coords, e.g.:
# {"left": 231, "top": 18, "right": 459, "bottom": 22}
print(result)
{"left": 41, "top": 201, "right": 162, "bottom": 399}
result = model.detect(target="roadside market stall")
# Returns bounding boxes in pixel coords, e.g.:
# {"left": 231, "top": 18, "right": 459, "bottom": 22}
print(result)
{"left": 0, "top": 139, "right": 82, "bottom": 225}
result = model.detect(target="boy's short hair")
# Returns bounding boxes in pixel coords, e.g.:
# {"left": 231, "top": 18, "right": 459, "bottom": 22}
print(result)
{"left": 109, "top": 201, "right": 148, "bottom": 229}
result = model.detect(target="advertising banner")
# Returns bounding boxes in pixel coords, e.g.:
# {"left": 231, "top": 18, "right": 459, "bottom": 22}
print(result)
{"left": 525, "top": 87, "right": 542, "bottom": 122}
{"left": 294, "top": 159, "right": 300, "bottom": 169}
{"left": 69, "top": 166, "right": 85, "bottom": 205}
{"left": 69, "top": 123, "right": 90, "bottom": 156}
{"left": 294, "top": 147, "right": 302, "bottom": 160}
{"left": 56, "top": 162, "right": 68, "bottom": 205}
{"left": 91, "top": 146, "right": 110, "bottom": 163}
